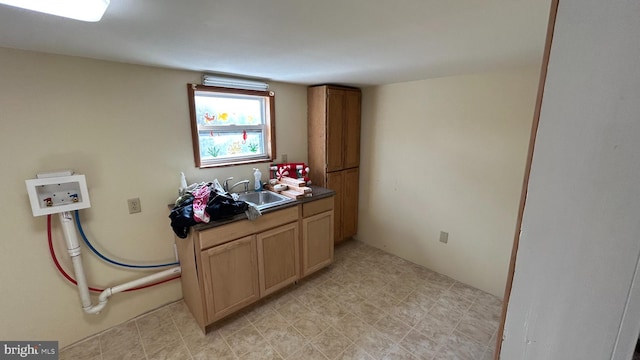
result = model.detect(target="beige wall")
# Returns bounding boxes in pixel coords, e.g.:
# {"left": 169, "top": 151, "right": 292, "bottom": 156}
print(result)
{"left": 359, "top": 66, "right": 539, "bottom": 296}
{"left": 0, "top": 47, "right": 308, "bottom": 347}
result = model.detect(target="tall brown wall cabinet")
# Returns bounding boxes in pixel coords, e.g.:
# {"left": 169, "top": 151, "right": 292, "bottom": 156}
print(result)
{"left": 308, "top": 85, "right": 361, "bottom": 243}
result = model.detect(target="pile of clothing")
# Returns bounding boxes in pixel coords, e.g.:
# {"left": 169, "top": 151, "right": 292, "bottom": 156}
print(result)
{"left": 169, "top": 179, "right": 261, "bottom": 238}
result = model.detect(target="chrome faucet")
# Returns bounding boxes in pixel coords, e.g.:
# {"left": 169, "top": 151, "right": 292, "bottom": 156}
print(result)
{"left": 223, "top": 177, "right": 249, "bottom": 193}
{"left": 223, "top": 177, "right": 234, "bottom": 192}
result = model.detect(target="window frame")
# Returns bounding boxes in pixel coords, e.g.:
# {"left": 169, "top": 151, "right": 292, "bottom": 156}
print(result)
{"left": 187, "top": 84, "right": 276, "bottom": 168}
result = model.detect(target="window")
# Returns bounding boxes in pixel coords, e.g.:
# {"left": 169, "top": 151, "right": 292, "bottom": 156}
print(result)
{"left": 187, "top": 84, "right": 276, "bottom": 168}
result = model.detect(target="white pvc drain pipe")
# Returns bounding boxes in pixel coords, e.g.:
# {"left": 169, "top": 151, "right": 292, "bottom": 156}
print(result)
{"left": 59, "top": 211, "right": 181, "bottom": 314}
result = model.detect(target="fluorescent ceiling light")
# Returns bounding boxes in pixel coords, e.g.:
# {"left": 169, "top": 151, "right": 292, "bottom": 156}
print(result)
{"left": 202, "top": 75, "right": 269, "bottom": 91}
{"left": 0, "top": 0, "right": 110, "bottom": 22}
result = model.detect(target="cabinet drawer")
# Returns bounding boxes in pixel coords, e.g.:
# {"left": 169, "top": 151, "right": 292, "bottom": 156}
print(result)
{"left": 302, "top": 196, "right": 334, "bottom": 218}
{"left": 199, "top": 206, "right": 299, "bottom": 250}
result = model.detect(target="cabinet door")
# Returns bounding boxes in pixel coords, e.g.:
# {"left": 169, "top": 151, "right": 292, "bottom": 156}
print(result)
{"left": 343, "top": 90, "right": 361, "bottom": 169}
{"left": 257, "top": 222, "right": 300, "bottom": 297}
{"left": 327, "top": 168, "right": 359, "bottom": 243}
{"left": 326, "top": 171, "right": 343, "bottom": 242}
{"left": 342, "top": 167, "right": 360, "bottom": 240}
{"left": 201, "top": 236, "right": 259, "bottom": 323}
{"left": 326, "top": 89, "right": 345, "bottom": 172}
{"left": 302, "top": 210, "right": 334, "bottom": 277}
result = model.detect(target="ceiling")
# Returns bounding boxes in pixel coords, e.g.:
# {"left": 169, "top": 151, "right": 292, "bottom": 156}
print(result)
{"left": 0, "top": 1, "right": 551, "bottom": 87}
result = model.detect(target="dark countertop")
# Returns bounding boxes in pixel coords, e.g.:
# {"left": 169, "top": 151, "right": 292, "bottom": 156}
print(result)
{"left": 190, "top": 185, "right": 335, "bottom": 231}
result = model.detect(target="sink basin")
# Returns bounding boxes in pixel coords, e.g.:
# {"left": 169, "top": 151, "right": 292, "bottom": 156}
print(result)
{"left": 237, "top": 191, "right": 294, "bottom": 210}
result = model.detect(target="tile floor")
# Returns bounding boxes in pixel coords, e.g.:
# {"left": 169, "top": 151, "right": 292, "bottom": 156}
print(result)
{"left": 60, "top": 240, "right": 502, "bottom": 360}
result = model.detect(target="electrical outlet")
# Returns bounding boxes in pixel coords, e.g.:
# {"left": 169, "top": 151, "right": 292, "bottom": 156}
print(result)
{"left": 127, "top": 198, "right": 141, "bottom": 214}
{"left": 439, "top": 231, "right": 449, "bottom": 244}
{"left": 282, "top": 154, "right": 288, "bottom": 163}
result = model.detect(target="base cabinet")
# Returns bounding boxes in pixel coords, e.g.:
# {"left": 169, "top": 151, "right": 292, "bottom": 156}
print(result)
{"left": 257, "top": 223, "right": 300, "bottom": 297}
{"left": 301, "top": 197, "right": 335, "bottom": 277}
{"left": 202, "top": 235, "right": 259, "bottom": 323}
{"left": 302, "top": 211, "right": 333, "bottom": 276}
{"left": 176, "top": 196, "right": 334, "bottom": 332}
